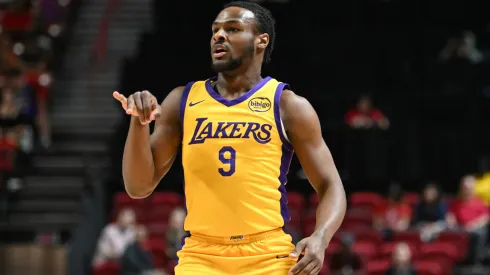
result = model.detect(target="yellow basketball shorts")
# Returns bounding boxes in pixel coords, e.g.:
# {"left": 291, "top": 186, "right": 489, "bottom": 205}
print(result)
{"left": 175, "top": 228, "right": 297, "bottom": 275}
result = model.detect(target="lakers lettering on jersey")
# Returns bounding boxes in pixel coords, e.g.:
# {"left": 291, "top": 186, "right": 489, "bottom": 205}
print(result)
{"left": 180, "top": 76, "right": 294, "bottom": 237}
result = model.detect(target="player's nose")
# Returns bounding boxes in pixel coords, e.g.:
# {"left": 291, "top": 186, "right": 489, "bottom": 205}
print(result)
{"left": 213, "top": 28, "right": 227, "bottom": 42}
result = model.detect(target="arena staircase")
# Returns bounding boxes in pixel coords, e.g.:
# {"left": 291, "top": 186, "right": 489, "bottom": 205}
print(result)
{"left": 2, "top": 0, "right": 152, "bottom": 238}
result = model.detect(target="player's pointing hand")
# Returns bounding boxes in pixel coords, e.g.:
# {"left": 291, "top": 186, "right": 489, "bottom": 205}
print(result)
{"left": 113, "top": 90, "right": 161, "bottom": 125}
{"left": 289, "top": 235, "right": 326, "bottom": 275}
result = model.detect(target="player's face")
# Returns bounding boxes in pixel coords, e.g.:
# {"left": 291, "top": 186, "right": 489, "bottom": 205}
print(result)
{"left": 210, "top": 7, "right": 258, "bottom": 72}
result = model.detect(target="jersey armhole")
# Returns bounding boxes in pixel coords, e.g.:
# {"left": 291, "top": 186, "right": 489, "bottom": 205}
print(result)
{"left": 273, "top": 83, "right": 294, "bottom": 151}
{"left": 179, "top": 81, "right": 196, "bottom": 128}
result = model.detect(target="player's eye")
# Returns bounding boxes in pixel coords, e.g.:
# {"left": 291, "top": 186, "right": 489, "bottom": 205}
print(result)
{"left": 228, "top": 28, "right": 239, "bottom": 32}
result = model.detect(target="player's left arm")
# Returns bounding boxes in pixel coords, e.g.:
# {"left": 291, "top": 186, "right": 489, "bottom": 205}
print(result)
{"left": 281, "top": 89, "right": 346, "bottom": 275}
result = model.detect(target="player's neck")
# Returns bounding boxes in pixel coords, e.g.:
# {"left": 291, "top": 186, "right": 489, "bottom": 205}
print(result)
{"left": 216, "top": 71, "right": 263, "bottom": 96}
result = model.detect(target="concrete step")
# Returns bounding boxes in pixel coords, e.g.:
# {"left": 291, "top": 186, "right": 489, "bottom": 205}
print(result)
{"left": 50, "top": 119, "right": 119, "bottom": 130}
{"left": 37, "top": 141, "right": 108, "bottom": 157}
{"left": 6, "top": 213, "right": 81, "bottom": 230}
{"left": 12, "top": 200, "right": 82, "bottom": 213}
{"left": 50, "top": 112, "right": 120, "bottom": 121}
{"left": 30, "top": 156, "right": 94, "bottom": 176}
{"left": 20, "top": 177, "right": 84, "bottom": 200}
{"left": 52, "top": 126, "right": 114, "bottom": 140}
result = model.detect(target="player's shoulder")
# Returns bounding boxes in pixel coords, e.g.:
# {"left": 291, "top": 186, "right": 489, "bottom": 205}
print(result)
{"left": 160, "top": 85, "right": 187, "bottom": 107}
{"left": 279, "top": 88, "right": 312, "bottom": 112}
{"left": 279, "top": 87, "right": 318, "bottom": 131}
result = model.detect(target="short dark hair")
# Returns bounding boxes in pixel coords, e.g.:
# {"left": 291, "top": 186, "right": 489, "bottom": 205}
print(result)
{"left": 223, "top": 1, "right": 276, "bottom": 64}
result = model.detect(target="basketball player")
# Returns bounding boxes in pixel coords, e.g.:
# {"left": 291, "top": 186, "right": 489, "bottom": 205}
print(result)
{"left": 113, "top": 2, "right": 346, "bottom": 274}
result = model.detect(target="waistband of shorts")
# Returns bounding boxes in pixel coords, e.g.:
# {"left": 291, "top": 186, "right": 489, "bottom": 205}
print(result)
{"left": 189, "top": 228, "right": 285, "bottom": 245}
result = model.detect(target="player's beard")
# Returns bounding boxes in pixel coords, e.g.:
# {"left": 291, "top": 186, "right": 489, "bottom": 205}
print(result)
{"left": 211, "top": 39, "right": 255, "bottom": 73}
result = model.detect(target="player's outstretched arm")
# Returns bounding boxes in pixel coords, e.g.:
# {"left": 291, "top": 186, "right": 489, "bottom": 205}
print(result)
{"left": 280, "top": 90, "right": 346, "bottom": 275}
{"left": 113, "top": 87, "right": 184, "bottom": 198}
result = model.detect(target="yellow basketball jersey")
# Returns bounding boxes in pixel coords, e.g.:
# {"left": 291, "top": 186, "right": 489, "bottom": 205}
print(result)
{"left": 180, "top": 76, "right": 294, "bottom": 237}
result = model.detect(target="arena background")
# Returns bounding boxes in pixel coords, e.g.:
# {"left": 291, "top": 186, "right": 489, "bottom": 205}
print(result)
{"left": 0, "top": 0, "right": 489, "bottom": 274}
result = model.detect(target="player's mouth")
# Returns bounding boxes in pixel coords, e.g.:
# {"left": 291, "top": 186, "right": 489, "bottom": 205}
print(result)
{"left": 212, "top": 45, "right": 229, "bottom": 58}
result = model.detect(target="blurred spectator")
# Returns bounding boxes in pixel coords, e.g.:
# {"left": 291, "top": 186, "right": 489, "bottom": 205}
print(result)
{"left": 165, "top": 207, "right": 186, "bottom": 260}
{"left": 446, "top": 175, "right": 489, "bottom": 263}
{"left": 0, "top": 34, "right": 23, "bottom": 70}
{"left": 412, "top": 183, "right": 448, "bottom": 242}
{"left": 374, "top": 184, "right": 412, "bottom": 236}
{"left": 21, "top": 35, "right": 52, "bottom": 148}
{"left": 329, "top": 233, "right": 363, "bottom": 275}
{"left": 436, "top": 31, "right": 483, "bottom": 99}
{"left": 345, "top": 95, "right": 389, "bottom": 130}
{"left": 5, "top": 69, "right": 36, "bottom": 149}
{"left": 121, "top": 225, "right": 162, "bottom": 275}
{"left": 385, "top": 242, "right": 416, "bottom": 275}
{"left": 439, "top": 31, "right": 483, "bottom": 65}
{"left": 93, "top": 208, "right": 136, "bottom": 267}
{"left": 0, "top": 84, "right": 30, "bottom": 193}
{"left": 0, "top": 0, "right": 35, "bottom": 34}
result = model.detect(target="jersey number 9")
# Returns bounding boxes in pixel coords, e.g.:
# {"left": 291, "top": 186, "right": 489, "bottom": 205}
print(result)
{"left": 218, "top": 146, "right": 236, "bottom": 176}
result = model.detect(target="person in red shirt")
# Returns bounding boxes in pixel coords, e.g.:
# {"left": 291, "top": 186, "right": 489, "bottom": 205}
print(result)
{"left": 374, "top": 184, "right": 412, "bottom": 238}
{"left": 447, "top": 175, "right": 489, "bottom": 263}
{"left": 345, "top": 95, "right": 390, "bottom": 130}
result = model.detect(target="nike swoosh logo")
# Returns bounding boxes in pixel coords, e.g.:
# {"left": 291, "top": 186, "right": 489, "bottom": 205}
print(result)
{"left": 189, "top": 100, "right": 205, "bottom": 107}
{"left": 276, "top": 255, "right": 289, "bottom": 259}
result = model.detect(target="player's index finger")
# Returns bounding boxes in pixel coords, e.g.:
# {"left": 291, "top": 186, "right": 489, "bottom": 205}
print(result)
{"left": 113, "top": 91, "right": 127, "bottom": 103}
{"left": 290, "top": 256, "right": 312, "bottom": 274}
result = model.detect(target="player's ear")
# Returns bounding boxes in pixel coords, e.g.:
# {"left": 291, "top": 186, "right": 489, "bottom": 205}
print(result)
{"left": 256, "top": 33, "right": 269, "bottom": 51}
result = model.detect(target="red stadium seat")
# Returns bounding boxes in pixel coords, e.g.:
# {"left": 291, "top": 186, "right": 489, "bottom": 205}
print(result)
{"left": 287, "top": 192, "right": 305, "bottom": 210}
{"left": 167, "top": 260, "right": 178, "bottom": 274}
{"left": 148, "top": 238, "right": 168, "bottom": 268}
{"left": 146, "top": 207, "right": 175, "bottom": 223}
{"left": 344, "top": 212, "right": 372, "bottom": 225}
{"left": 329, "top": 232, "right": 343, "bottom": 246}
{"left": 325, "top": 242, "right": 342, "bottom": 257}
{"left": 289, "top": 207, "right": 303, "bottom": 227}
{"left": 353, "top": 240, "right": 378, "bottom": 259}
{"left": 114, "top": 192, "right": 146, "bottom": 209}
{"left": 309, "top": 193, "right": 319, "bottom": 207}
{"left": 353, "top": 229, "right": 382, "bottom": 245}
{"left": 92, "top": 263, "right": 120, "bottom": 275}
{"left": 378, "top": 242, "right": 418, "bottom": 259}
{"left": 414, "top": 260, "right": 443, "bottom": 275}
{"left": 346, "top": 206, "right": 373, "bottom": 217}
{"left": 393, "top": 231, "right": 421, "bottom": 247}
{"left": 303, "top": 219, "right": 316, "bottom": 236}
{"left": 150, "top": 192, "right": 184, "bottom": 207}
{"left": 320, "top": 262, "right": 329, "bottom": 275}
{"left": 403, "top": 192, "right": 420, "bottom": 205}
{"left": 340, "top": 219, "right": 372, "bottom": 231}
{"left": 437, "top": 232, "right": 469, "bottom": 261}
{"left": 349, "top": 192, "right": 383, "bottom": 211}
{"left": 419, "top": 242, "right": 458, "bottom": 262}
{"left": 366, "top": 259, "right": 390, "bottom": 275}
{"left": 147, "top": 222, "right": 169, "bottom": 239}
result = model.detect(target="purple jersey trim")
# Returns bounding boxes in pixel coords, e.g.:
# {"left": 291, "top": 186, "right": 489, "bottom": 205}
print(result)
{"left": 274, "top": 82, "right": 294, "bottom": 225}
{"left": 273, "top": 83, "right": 294, "bottom": 151}
{"left": 205, "top": 76, "right": 272, "bottom": 107}
{"left": 179, "top": 82, "right": 196, "bottom": 128}
{"left": 278, "top": 144, "right": 294, "bottom": 224}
